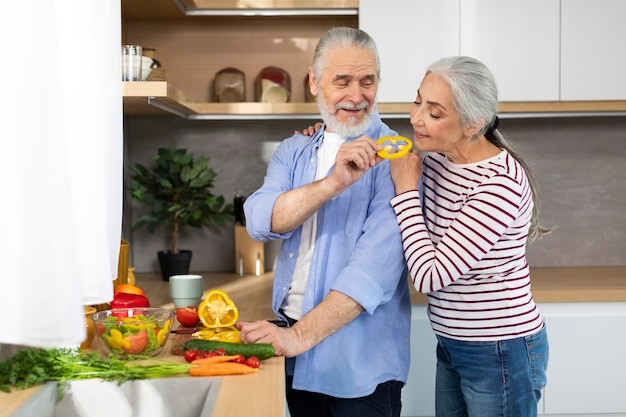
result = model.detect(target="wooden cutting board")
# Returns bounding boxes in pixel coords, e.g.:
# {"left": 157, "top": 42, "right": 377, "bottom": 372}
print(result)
{"left": 171, "top": 330, "right": 194, "bottom": 355}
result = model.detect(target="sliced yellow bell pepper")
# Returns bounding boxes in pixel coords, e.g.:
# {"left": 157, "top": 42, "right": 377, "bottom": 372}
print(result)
{"left": 191, "top": 329, "right": 215, "bottom": 340}
{"left": 156, "top": 318, "right": 172, "bottom": 345}
{"left": 107, "top": 328, "right": 131, "bottom": 350}
{"left": 197, "top": 289, "right": 239, "bottom": 328}
{"left": 209, "top": 330, "right": 241, "bottom": 343}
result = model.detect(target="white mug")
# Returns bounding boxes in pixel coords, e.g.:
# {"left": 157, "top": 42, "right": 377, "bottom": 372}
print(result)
{"left": 169, "top": 274, "right": 204, "bottom": 309}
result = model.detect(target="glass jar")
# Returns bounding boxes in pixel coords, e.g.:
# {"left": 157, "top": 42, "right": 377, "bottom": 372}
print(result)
{"left": 255, "top": 66, "right": 291, "bottom": 103}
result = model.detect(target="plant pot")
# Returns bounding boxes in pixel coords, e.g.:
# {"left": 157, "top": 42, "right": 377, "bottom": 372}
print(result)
{"left": 157, "top": 250, "right": 192, "bottom": 281}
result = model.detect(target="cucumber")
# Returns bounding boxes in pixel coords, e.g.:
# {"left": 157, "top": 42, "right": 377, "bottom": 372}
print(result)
{"left": 184, "top": 339, "right": 275, "bottom": 361}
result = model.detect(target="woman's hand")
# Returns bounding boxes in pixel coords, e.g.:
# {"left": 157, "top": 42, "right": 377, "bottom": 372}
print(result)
{"left": 390, "top": 151, "right": 422, "bottom": 195}
{"left": 295, "top": 122, "right": 323, "bottom": 136}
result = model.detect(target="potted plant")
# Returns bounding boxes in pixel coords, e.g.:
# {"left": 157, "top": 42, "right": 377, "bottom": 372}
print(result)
{"left": 130, "top": 144, "right": 234, "bottom": 281}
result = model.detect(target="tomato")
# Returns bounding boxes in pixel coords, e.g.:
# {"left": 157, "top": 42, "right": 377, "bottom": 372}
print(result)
{"left": 245, "top": 356, "right": 260, "bottom": 369}
{"left": 232, "top": 354, "right": 246, "bottom": 364}
{"left": 214, "top": 348, "right": 226, "bottom": 356}
{"left": 184, "top": 349, "right": 200, "bottom": 363}
{"left": 176, "top": 306, "right": 200, "bottom": 327}
{"left": 95, "top": 322, "right": 106, "bottom": 336}
{"left": 122, "top": 329, "right": 149, "bottom": 354}
{"left": 114, "top": 284, "right": 146, "bottom": 297}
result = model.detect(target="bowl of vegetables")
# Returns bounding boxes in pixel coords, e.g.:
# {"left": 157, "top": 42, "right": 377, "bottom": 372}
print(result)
{"left": 92, "top": 307, "right": 174, "bottom": 358}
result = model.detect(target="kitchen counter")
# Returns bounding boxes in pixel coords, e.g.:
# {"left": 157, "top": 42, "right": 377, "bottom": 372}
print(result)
{"left": 2, "top": 266, "right": 625, "bottom": 416}
{"left": 138, "top": 266, "right": 626, "bottom": 308}
{"left": 0, "top": 272, "right": 283, "bottom": 417}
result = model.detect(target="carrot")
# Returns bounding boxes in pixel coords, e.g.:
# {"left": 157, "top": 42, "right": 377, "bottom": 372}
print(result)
{"left": 191, "top": 355, "right": 241, "bottom": 366}
{"left": 189, "top": 362, "right": 259, "bottom": 376}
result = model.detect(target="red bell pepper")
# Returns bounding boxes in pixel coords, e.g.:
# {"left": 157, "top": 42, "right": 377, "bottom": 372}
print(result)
{"left": 110, "top": 292, "right": 150, "bottom": 309}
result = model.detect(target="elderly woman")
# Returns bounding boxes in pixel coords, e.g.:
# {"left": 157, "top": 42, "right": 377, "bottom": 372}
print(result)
{"left": 390, "top": 56, "right": 550, "bottom": 417}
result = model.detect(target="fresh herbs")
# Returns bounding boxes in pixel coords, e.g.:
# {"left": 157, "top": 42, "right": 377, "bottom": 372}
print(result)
{"left": 0, "top": 347, "right": 192, "bottom": 395}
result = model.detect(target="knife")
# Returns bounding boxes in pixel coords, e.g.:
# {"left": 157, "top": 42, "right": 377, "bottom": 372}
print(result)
{"left": 171, "top": 320, "right": 287, "bottom": 334}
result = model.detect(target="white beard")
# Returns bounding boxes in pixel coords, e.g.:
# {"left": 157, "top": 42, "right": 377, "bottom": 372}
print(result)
{"left": 317, "top": 95, "right": 375, "bottom": 138}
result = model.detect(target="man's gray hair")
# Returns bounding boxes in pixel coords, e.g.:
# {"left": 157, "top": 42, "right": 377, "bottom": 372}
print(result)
{"left": 310, "top": 27, "right": 380, "bottom": 82}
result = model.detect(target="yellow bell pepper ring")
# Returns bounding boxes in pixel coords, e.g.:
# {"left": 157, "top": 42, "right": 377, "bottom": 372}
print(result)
{"left": 376, "top": 136, "right": 413, "bottom": 159}
{"left": 197, "top": 289, "right": 239, "bottom": 328}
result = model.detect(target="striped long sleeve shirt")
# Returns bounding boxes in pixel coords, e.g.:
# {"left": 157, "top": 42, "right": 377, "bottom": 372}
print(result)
{"left": 391, "top": 150, "right": 544, "bottom": 341}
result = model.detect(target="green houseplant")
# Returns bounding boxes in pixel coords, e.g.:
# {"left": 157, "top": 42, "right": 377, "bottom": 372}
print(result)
{"left": 131, "top": 145, "right": 234, "bottom": 281}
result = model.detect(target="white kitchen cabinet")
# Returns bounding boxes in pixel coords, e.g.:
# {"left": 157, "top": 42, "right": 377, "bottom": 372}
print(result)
{"left": 359, "top": 0, "right": 460, "bottom": 103}
{"left": 402, "top": 305, "right": 437, "bottom": 417}
{"left": 560, "top": 0, "right": 626, "bottom": 100}
{"left": 401, "top": 302, "right": 626, "bottom": 417}
{"left": 540, "top": 302, "right": 626, "bottom": 415}
{"left": 459, "top": 0, "right": 560, "bottom": 102}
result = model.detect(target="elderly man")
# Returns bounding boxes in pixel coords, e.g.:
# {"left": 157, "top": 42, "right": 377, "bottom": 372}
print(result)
{"left": 238, "top": 27, "right": 410, "bottom": 417}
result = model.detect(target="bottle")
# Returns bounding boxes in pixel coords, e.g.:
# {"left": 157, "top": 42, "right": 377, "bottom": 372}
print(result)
{"left": 80, "top": 306, "right": 97, "bottom": 350}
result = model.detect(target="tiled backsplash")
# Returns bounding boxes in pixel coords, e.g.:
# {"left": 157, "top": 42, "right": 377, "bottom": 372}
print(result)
{"left": 124, "top": 115, "right": 626, "bottom": 273}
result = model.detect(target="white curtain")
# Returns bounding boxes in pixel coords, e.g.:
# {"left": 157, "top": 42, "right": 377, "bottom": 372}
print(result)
{"left": 0, "top": 1, "right": 122, "bottom": 347}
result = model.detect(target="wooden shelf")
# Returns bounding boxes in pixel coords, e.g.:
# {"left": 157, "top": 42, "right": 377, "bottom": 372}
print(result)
{"left": 123, "top": 81, "right": 626, "bottom": 119}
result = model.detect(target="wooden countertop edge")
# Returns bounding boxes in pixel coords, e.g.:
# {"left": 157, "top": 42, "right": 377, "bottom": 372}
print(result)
{"left": 0, "top": 386, "right": 40, "bottom": 417}
{"left": 210, "top": 356, "right": 285, "bottom": 417}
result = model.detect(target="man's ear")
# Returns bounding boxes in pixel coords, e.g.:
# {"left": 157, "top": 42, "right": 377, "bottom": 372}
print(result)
{"left": 308, "top": 67, "right": 318, "bottom": 97}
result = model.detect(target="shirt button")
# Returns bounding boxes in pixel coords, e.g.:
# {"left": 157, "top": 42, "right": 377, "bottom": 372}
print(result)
{"left": 288, "top": 253, "right": 294, "bottom": 258}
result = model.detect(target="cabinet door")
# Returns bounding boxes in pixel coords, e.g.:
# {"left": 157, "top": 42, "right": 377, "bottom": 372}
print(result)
{"left": 561, "top": 0, "right": 626, "bottom": 100}
{"left": 459, "top": 0, "right": 560, "bottom": 102}
{"left": 402, "top": 305, "right": 437, "bottom": 417}
{"left": 540, "top": 302, "right": 626, "bottom": 414}
{"left": 360, "top": 0, "right": 459, "bottom": 103}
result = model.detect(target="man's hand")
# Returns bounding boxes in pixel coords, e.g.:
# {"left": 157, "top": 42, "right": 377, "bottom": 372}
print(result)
{"left": 270, "top": 136, "right": 383, "bottom": 233}
{"left": 237, "top": 291, "right": 363, "bottom": 358}
{"left": 327, "top": 136, "right": 383, "bottom": 190}
{"left": 237, "top": 320, "right": 300, "bottom": 357}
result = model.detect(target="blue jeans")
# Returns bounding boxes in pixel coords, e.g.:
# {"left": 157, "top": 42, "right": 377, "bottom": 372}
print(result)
{"left": 435, "top": 326, "right": 549, "bottom": 417}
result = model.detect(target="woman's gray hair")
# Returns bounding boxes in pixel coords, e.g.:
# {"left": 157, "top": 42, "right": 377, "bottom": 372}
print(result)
{"left": 427, "top": 56, "right": 551, "bottom": 242}
{"left": 310, "top": 27, "right": 380, "bottom": 82}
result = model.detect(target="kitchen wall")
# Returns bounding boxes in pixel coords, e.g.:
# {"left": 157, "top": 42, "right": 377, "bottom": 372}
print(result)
{"left": 124, "top": 115, "right": 626, "bottom": 273}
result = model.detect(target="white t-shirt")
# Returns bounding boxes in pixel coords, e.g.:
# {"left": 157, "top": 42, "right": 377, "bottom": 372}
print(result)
{"left": 281, "top": 132, "right": 345, "bottom": 320}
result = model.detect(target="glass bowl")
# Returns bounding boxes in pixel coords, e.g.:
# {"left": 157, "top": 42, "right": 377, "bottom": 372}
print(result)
{"left": 92, "top": 307, "right": 174, "bottom": 358}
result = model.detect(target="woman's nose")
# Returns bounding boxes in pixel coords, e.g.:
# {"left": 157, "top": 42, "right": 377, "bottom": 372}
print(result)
{"left": 410, "top": 107, "right": 423, "bottom": 126}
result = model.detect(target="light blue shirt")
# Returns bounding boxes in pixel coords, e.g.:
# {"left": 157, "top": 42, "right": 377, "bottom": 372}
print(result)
{"left": 244, "top": 111, "right": 411, "bottom": 398}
